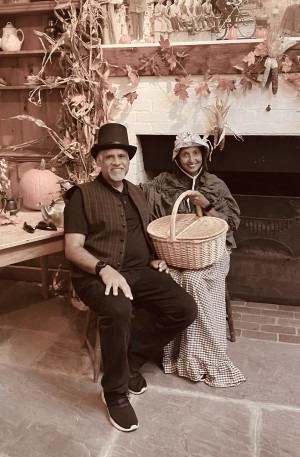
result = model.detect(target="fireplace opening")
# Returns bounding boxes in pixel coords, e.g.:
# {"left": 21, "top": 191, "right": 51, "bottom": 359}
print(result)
{"left": 140, "top": 135, "right": 300, "bottom": 197}
{"left": 140, "top": 135, "right": 300, "bottom": 305}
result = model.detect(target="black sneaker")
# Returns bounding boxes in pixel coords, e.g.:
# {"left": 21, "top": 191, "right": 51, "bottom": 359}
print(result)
{"left": 101, "top": 391, "right": 139, "bottom": 432}
{"left": 128, "top": 370, "right": 147, "bottom": 395}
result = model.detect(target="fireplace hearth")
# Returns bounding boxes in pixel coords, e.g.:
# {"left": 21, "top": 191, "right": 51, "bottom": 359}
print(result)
{"left": 140, "top": 135, "right": 300, "bottom": 306}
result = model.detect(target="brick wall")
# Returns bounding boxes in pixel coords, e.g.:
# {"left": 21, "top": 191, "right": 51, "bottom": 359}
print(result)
{"left": 230, "top": 300, "right": 300, "bottom": 344}
{"left": 109, "top": 75, "right": 300, "bottom": 184}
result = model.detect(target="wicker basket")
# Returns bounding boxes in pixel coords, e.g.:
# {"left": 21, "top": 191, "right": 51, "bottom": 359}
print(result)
{"left": 147, "top": 190, "right": 228, "bottom": 269}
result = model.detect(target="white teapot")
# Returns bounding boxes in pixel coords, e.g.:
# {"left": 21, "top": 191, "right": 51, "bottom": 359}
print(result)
{"left": 0, "top": 22, "right": 24, "bottom": 52}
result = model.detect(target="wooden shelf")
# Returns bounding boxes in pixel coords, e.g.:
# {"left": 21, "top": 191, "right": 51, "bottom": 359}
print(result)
{"left": 0, "top": 84, "right": 65, "bottom": 90}
{"left": 102, "top": 39, "right": 300, "bottom": 76}
{"left": 0, "top": 1, "right": 79, "bottom": 15}
{"left": 0, "top": 50, "right": 59, "bottom": 58}
{"left": 0, "top": 148, "right": 58, "bottom": 160}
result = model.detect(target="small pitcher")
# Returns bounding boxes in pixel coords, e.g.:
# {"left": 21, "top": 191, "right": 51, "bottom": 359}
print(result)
{"left": 0, "top": 22, "right": 24, "bottom": 52}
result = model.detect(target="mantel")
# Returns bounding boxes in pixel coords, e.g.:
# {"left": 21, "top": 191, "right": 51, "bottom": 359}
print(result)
{"left": 102, "top": 39, "right": 300, "bottom": 76}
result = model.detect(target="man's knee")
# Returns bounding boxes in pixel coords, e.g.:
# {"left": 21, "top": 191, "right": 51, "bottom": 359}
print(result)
{"left": 100, "top": 298, "right": 132, "bottom": 326}
{"left": 182, "top": 293, "right": 198, "bottom": 325}
{"left": 172, "top": 286, "right": 197, "bottom": 325}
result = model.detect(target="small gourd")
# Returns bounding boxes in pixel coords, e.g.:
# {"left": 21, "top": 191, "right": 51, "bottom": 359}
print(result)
{"left": 255, "top": 28, "right": 268, "bottom": 39}
{"left": 119, "top": 35, "right": 131, "bottom": 44}
{"left": 146, "top": 36, "right": 155, "bottom": 43}
{"left": 18, "top": 159, "right": 61, "bottom": 210}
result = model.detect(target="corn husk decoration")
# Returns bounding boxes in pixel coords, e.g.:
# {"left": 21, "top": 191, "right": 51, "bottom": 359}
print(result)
{"left": 4, "top": 0, "right": 129, "bottom": 189}
{"left": 203, "top": 98, "right": 242, "bottom": 152}
{"left": 262, "top": 25, "right": 297, "bottom": 95}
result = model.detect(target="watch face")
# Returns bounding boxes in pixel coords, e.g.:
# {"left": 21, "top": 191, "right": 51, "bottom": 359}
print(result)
{"left": 96, "top": 260, "right": 107, "bottom": 275}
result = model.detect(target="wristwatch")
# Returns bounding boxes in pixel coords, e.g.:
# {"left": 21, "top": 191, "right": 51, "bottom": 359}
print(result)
{"left": 203, "top": 203, "right": 214, "bottom": 213}
{"left": 95, "top": 259, "right": 107, "bottom": 276}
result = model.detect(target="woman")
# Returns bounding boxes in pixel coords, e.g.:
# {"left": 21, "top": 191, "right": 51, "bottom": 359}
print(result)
{"left": 141, "top": 133, "right": 246, "bottom": 387}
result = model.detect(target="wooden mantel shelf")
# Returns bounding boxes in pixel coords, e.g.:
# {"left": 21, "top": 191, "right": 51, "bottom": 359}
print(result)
{"left": 0, "top": 1, "right": 79, "bottom": 15}
{"left": 102, "top": 39, "right": 300, "bottom": 76}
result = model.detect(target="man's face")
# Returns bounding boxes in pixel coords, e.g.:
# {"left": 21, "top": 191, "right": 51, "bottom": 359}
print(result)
{"left": 96, "top": 148, "right": 130, "bottom": 188}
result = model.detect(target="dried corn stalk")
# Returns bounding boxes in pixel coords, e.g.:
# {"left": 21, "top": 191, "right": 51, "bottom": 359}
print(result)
{"left": 262, "top": 24, "right": 297, "bottom": 95}
{"left": 6, "top": 0, "right": 135, "bottom": 189}
{"left": 204, "top": 98, "right": 242, "bottom": 152}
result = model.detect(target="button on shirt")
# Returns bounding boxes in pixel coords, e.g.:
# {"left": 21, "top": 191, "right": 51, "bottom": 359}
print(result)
{"left": 64, "top": 174, "right": 151, "bottom": 270}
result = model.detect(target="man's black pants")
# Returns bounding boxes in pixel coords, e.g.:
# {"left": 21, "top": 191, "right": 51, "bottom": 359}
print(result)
{"left": 72, "top": 267, "right": 197, "bottom": 394}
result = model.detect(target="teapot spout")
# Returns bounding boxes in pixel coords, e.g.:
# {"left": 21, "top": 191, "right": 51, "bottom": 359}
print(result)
{"left": 38, "top": 201, "right": 52, "bottom": 223}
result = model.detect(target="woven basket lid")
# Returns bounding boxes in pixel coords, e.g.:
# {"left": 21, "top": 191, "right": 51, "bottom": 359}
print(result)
{"left": 147, "top": 214, "right": 228, "bottom": 241}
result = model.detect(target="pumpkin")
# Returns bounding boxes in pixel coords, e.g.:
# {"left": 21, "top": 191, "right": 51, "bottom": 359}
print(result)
{"left": 119, "top": 35, "right": 131, "bottom": 44}
{"left": 146, "top": 36, "right": 155, "bottom": 43}
{"left": 18, "top": 159, "right": 61, "bottom": 210}
{"left": 227, "top": 26, "right": 237, "bottom": 40}
{"left": 255, "top": 28, "right": 268, "bottom": 39}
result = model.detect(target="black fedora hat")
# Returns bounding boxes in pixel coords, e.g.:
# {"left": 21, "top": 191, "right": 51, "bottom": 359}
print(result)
{"left": 91, "top": 123, "right": 137, "bottom": 160}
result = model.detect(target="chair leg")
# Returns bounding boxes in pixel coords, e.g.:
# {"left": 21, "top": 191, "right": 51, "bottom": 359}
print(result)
{"left": 81, "top": 308, "right": 92, "bottom": 348}
{"left": 81, "top": 310, "right": 101, "bottom": 382}
{"left": 93, "top": 317, "right": 101, "bottom": 383}
{"left": 225, "top": 283, "right": 236, "bottom": 342}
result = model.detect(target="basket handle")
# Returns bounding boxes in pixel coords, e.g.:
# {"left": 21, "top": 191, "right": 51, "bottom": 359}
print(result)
{"left": 170, "top": 190, "right": 203, "bottom": 241}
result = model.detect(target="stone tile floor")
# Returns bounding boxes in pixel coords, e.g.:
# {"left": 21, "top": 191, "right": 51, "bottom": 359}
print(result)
{"left": 0, "top": 279, "right": 299, "bottom": 457}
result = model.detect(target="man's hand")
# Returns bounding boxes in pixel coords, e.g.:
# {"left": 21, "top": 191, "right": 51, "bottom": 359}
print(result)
{"left": 100, "top": 265, "right": 133, "bottom": 299}
{"left": 150, "top": 259, "right": 169, "bottom": 274}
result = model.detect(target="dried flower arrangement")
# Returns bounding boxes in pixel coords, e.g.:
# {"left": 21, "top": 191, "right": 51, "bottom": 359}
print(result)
{"left": 0, "top": 158, "right": 10, "bottom": 197}
{"left": 0, "top": 158, "right": 18, "bottom": 225}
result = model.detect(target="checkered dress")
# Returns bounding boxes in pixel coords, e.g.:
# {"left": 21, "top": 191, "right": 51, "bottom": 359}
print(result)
{"left": 163, "top": 249, "right": 246, "bottom": 387}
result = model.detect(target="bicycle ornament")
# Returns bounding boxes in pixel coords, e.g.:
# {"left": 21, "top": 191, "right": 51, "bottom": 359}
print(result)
{"left": 216, "top": 0, "right": 256, "bottom": 40}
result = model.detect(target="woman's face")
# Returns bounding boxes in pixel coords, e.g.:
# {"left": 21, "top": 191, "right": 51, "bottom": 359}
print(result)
{"left": 178, "top": 146, "right": 203, "bottom": 176}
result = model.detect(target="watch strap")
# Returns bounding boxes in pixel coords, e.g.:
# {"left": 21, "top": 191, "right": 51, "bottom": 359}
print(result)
{"left": 203, "top": 203, "right": 214, "bottom": 213}
{"left": 95, "top": 260, "right": 107, "bottom": 275}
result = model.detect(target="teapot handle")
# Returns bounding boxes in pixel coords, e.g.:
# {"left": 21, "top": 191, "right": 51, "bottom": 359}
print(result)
{"left": 16, "top": 29, "right": 24, "bottom": 44}
{"left": 16, "top": 195, "right": 23, "bottom": 210}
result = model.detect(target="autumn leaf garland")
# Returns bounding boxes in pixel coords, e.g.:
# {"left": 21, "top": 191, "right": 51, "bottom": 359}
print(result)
{"left": 237, "top": 29, "right": 299, "bottom": 95}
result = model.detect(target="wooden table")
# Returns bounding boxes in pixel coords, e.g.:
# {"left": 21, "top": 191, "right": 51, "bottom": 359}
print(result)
{"left": 0, "top": 210, "right": 64, "bottom": 299}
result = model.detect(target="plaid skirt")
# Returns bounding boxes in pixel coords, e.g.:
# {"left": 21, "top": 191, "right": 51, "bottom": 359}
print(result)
{"left": 163, "top": 249, "right": 246, "bottom": 387}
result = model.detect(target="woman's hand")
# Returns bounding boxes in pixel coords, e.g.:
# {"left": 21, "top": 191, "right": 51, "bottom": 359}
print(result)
{"left": 150, "top": 259, "right": 170, "bottom": 274}
{"left": 187, "top": 190, "right": 210, "bottom": 209}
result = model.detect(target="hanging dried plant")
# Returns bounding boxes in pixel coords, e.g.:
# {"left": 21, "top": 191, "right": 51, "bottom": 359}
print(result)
{"left": 7, "top": 0, "right": 136, "bottom": 191}
{"left": 262, "top": 24, "right": 297, "bottom": 95}
{"left": 203, "top": 98, "right": 242, "bottom": 152}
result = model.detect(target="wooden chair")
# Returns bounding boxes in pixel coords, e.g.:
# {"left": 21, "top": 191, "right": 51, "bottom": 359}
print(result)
{"left": 79, "top": 282, "right": 236, "bottom": 383}
{"left": 69, "top": 279, "right": 102, "bottom": 383}
{"left": 81, "top": 309, "right": 101, "bottom": 383}
{"left": 225, "top": 282, "right": 236, "bottom": 342}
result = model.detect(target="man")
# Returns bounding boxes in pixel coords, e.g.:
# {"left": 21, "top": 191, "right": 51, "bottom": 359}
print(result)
{"left": 281, "top": 1, "right": 300, "bottom": 37}
{"left": 216, "top": 0, "right": 238, "bottom": 26}
{"left": 202, "top": 0, "right": 220, "bottom": 32}
{"left": 154, "top": 0, "right": 173, "bottom": 34}
{"left": 179, "top": 0, "right": 197, "bottom": 34}
{"left": 167, "top": 0, "right": 183, "bottom": 32}
{"left": 64, "top": 123, "right": 197, "bottom": 433}
{"left": 128, "top": 0, "right": 147, "bottom": 42}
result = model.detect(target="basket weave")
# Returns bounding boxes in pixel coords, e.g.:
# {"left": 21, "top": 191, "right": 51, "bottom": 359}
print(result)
{"left": 147, "top": 190, "right": 228, "bottom": 269}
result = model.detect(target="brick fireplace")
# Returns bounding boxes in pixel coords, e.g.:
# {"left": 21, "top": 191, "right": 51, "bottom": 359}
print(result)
{"left": 106, "top": 39, "right": 299, "bottom": 306}
{"left": 138, "top": 134, "right": 300, "bottom": 306}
